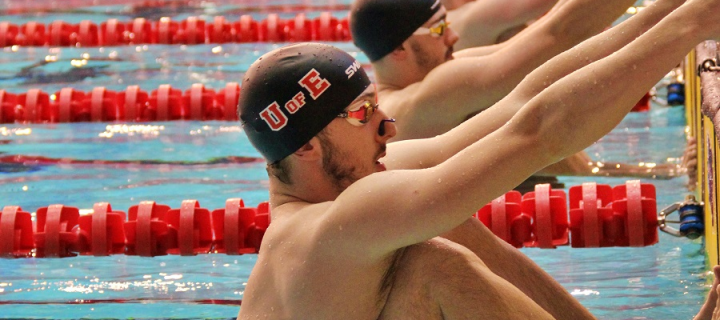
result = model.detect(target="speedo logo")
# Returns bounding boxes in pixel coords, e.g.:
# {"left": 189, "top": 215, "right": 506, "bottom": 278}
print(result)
{"left": 345, "top": 60, "right": 362, "bottom": 79}
{"left": 259, "top": 68, "right": 331, "bottom": 131}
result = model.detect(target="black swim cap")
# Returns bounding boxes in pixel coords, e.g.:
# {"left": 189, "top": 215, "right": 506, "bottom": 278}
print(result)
{"left": 238, "top": 43, "right": 371, "bottom": 163}
{"left": 351, "top": 0, "right": 442, "bottom": 61}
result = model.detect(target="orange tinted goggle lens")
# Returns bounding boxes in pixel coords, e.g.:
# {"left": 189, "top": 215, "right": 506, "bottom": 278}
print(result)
{"left": 346, "top": 102, "right": 375, "bottom": 124}
{"left": 430, "top": 21, "right": 447, "bottom": 36}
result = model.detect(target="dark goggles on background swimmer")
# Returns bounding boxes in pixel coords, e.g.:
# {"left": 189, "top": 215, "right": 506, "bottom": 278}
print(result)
{"left": 412, "top": 19, "right": 450, "bottom": 37}
{"left": 337, "top": 101, "right": 378, "bottom": 126}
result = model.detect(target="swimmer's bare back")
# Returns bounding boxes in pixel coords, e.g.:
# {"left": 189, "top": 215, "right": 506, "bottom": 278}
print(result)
{"left": 238, "top": 202, "right": 403, "bottom": 319}
{"left": 238, "top": 203, "right": 553, "bottom": 320}
{"left": 378, "top": 238, "right": 555, "bottom": 319}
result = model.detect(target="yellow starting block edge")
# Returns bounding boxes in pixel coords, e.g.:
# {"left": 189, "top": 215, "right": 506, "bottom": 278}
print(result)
{"left": 689, "top": 42, "right": 720, "bottom": 267}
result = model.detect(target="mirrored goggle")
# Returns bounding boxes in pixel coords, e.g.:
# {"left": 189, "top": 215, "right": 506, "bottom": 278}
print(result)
{"left": 412, "top": 19, "right": 450, "bottom": 37}
{"left": 337, "top": 101, "right": 378, "bottom": 125}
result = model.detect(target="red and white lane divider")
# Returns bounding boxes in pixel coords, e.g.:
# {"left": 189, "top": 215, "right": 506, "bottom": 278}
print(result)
{"left": 0, "top": 180, "right": 661, "bottom": 259}
{"left": 1, "top": 199, "right": 268, "bottom": 258}
{"left": 0, "top": 12, "right": 351, "bottom": 47}
{"left": 476, "top": 180, "right": 658, "bottom": 249}
{"left": 0, "top": 83, "right": 240, "bottom": 123}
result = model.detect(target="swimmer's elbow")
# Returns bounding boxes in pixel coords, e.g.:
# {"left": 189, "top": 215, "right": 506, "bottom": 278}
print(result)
{"left": 507, "top": 102, "right": 568, "bottom": 164}
{"left": 543, "top": 14, "right": 597, "bottom": 46}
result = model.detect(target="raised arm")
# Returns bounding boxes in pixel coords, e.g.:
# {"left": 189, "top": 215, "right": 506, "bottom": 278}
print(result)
{"left": 385, "top": 0, "right": 684, "bottom": 170}
{"left": 448, "top": 0, "right": 558, "bottom": 50}
{"left": 336, "top": 0, "right": 715, "bottom": 256}
{"left": 451, "top": 0, "right": 578, "bottom": 57}
{"left": 389, "top": 0, "right": 635, "bottom": 140}
{"left": 502, "top": 0, "right": 712, "bottom": 173}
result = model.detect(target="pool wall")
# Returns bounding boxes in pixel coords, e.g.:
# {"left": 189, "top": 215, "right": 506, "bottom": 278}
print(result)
{"left": 689, "top": 41, "right": 720, "bottom": 266}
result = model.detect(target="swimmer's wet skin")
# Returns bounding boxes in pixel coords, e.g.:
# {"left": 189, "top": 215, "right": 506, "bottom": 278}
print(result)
{"left": 445, "top": 0, "right": 558, "bottom": 49}
{"left": 236, "top": 0, "right": 720, "bottom": 318}
{"left": 349, "top": 0, "right": 636, "bottom": 141}
{"left": 350, "top": 0, "right": 687, "bottom": 180}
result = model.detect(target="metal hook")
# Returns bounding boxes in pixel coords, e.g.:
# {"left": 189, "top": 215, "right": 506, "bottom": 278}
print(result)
{"left": 699, "top": 59, "right": 720, "bottom": 73}
{"left": 657, "top": 195, "right": 704, "bottom": 239}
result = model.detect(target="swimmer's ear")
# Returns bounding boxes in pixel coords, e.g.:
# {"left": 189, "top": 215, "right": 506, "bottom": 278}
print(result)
{"left": 387, "top": 43, "right": 409, "bottom": 61}
{"left": 293, "top": 137, "right": 323, "bottom": 162}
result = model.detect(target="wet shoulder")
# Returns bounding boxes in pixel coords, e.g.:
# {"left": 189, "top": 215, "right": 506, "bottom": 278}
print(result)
{"left": 377, "top": 84, "right": 426, "bottom": 121}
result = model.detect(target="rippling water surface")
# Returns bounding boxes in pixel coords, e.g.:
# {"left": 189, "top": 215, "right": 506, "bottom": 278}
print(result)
{"left": 0, "top": 0, "right": 710, "bottom": 319}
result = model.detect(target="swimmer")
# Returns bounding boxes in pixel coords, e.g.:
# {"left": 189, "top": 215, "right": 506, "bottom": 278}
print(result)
{"left": 350, "top": 0, "right": 683, "bottom": 181}
{"left": 236, "top": 0, "right": 720, "bottom": 317}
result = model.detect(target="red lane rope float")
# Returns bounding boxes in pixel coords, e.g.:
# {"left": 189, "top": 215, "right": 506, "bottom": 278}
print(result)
{"left": 568, "top": 183, "right": 628, "bottom": 247}
{"left": 0, "top": 155, "right": 263, "bottom": 167}
{"left": 0, "top": 198, "right": 270, "bottom": 258}
{"left": 0, "top": 298, "right": 242, "bottom": 306}
{"left": 475, "top": 181, "right": 659, "bottom": 249}
{"left": 612, "top": 180, "right": 659, "bottom": 246}
{"left": 34, "top": 204, "right": 79, "bottom": 258}
{"left": 521, "top": 184, "right": 569, "bottom": 248}
{"left": 0, "top": 297, "right": 242, "bottom": 306}
{"left": 126, "top": 201, "right": 171, "bottom": 257}
{"left": 0, "top": 0, "right": 352, "bottom": 16}
{"left": 0, "top": 83, "right": 241, "bottom": 123}
{"left": 0, "top": 13, "right": 352, "bottom": 47}
{"left": 476, "top": 191, "right": 532, "bottom": 248}
{"left": 166, "top": 200, "right": 213, "bottom": 256}
{"left": 0, "top": 206, "right": 34, "bottom": 258}
{"left": 0, "top": 181, "right": 660, "bottom": 258}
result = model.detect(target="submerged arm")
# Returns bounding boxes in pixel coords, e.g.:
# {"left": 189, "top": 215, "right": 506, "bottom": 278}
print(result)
{"left": 538, "top": 151, "right": 683, "bottom": 179}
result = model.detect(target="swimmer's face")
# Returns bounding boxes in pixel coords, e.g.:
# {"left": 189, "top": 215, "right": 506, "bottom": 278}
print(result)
{"left": 407, "top": 7, "right": 458, "bottom": 74}
{"left": 318, "top": 85, "right": 396, "bottom": 193}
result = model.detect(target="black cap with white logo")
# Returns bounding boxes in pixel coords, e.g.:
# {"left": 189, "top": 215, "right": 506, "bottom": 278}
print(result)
{"left": 238, "top": 43, "right": 371, "bottom": 163}
{"left": 351, "top": 0, "right": 441, "bottom": 61}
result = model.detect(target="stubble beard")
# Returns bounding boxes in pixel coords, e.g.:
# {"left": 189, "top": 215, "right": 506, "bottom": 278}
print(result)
{"left": 318, "top": 134, "right": 362, "bottom": 194}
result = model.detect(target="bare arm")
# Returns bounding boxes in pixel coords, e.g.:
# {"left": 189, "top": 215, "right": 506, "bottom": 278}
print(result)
{"left": 441, "top": 0, "right": 473, "bottom": 11}
{"left": 452, "top": 0, "right": 602, "bottom": 57}
{"left": 442, "top": 218, "right": 595, "bottom": 320}
{"left": 389, "top": 0, "right": 635, "bottom": 140}
{"left": 694, "top": 266, "right": 720, "bottom": 320}
{"left": 385, "top": 0, "right": 683, "bottom": 170}
{"left": 452, "top": 43, "right": 505, "bottom": 58}
{"left": 510, "top": 1, "right": 711, "bottom": 165}
{"left": 329, "top": 0, "right": 714, "bottom": 258}
{"left": 449, "top": 0, "right": 558, "bottom": 49}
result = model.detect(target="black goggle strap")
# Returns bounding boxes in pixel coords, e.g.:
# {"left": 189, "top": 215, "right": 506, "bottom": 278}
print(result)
{"left": 378, "top": 118, "right": 396, "bottom": 136}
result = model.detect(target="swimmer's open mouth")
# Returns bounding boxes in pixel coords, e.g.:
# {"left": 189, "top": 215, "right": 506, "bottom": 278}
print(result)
{"left": 376, "top": 150, "right": 386, "bottom": 162}
{"left": 375, "top": 151, "right": 387, "bottom": 170}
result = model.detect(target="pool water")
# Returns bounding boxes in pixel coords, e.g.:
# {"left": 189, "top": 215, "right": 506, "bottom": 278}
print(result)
{"left": 0, "top": 1, "right": 711, "bottom": 319}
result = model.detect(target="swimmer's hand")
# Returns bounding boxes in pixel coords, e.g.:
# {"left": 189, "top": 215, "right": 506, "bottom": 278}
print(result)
{"left": 693, "top": 265, "right": 720, "bottom": 320}
{"left": 715, "top": 286, "right": 720, "bottom": 320}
